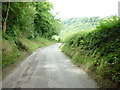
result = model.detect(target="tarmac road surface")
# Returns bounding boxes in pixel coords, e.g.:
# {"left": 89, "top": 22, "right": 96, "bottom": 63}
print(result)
{"left": 2, "top": 43, "right": 98, "bottom": 88}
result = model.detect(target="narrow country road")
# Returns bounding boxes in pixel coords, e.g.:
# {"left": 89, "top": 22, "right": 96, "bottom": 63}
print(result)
{"left": 3, "top": 43, "right": 98, "bottom": 88}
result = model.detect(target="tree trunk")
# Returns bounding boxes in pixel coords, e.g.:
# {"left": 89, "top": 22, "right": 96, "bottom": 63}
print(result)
{"left": 3, "top": 1, "right": 10, "bottom": 33}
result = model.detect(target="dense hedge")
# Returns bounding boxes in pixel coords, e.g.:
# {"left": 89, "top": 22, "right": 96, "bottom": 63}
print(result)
{"left": 61, "top": 16, "right": 120, "bottom": 84}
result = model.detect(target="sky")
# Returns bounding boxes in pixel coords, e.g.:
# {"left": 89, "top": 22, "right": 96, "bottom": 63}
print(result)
{"left": 49, "top": 0, "right": 120, "bottom": 19}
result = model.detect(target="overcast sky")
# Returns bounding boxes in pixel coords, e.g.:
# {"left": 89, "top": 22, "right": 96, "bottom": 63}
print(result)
{"left": 49, "top": 0, "right": 120, "bottom": 19}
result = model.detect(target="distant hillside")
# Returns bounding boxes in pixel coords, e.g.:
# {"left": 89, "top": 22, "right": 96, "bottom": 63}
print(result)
{"left": 61, "top": 17, "right": 100, "bottom": 35}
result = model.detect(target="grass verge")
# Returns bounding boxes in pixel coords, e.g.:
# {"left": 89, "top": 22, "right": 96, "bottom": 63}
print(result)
{"left": 60, "top": 44, "right": 120, "bottom": 88}
{"left": 2, "top": 37, "right": 55, "bottom": 68}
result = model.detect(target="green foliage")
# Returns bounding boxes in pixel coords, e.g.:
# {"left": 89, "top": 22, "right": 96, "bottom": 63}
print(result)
{"left": 52, "top": 35, "right": 60, "bottom": 42}
{"left": 2, "top": 2, "right": 36, "bottom": 38}
{"left": 2, "top": 2, "right": 60, "bottom": 39}
{"left": 61, "top": 16, "right": 120, "bottom": 84}
{"left": 33, "top": 2, "right": 60, "bottom": 38}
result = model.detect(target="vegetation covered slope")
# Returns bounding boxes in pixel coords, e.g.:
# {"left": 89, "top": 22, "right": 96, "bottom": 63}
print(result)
{"left": 60, "top": 17, "right": 100, "bottom": 35}
{"left": 2, "top": 2, "right": 60, "bottom": 68}
{"left": 60, "top": 16, "right": 120, "bottom": 87}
